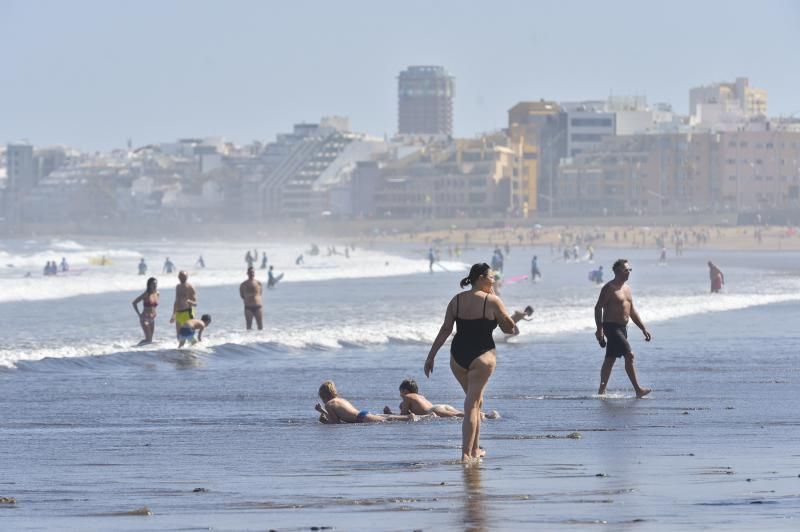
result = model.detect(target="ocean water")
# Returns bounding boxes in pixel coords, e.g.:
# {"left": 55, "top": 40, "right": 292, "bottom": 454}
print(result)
{"left": 1, "top": 238, "right": 798, "bottom": 531}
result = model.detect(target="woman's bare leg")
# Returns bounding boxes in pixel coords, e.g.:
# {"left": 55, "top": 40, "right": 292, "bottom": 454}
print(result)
{"left": 146, "top": 317, "right": 155, "bottom": 342}
{"left": 459, "top": 352, "right": 495, "bottom": 462}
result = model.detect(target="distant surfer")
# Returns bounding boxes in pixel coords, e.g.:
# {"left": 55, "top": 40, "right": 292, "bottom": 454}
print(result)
{"left": 708, "top": 261, "right": 724, "bottom": 293}
{"left": 132, "top": 277, "right": 159, "bottom": 346}
{"left": 530, "top": 255, "right": 541, "bottom": 281}
{"left": 170, "top": 270, "right": 197, "bottom": 336}
{"left": 589, "top": 265, "right": 604, "bottom": 285}
{"left": 162, "top": 257, "right": 175, "bottom": 274}
{"left": 594, "top": 259, "right": 651, "bottom": 398}
{"left": 267, "top": 265, "right": 283, "bottom": 289}
{"left": 239, "top": 266, "right": 263, "bottom": 330}
{"left": 177, "top": 314, "right": 211, "bottom": 348}
{"left": 138, "top": 258, "right": 147, "bottom": 276}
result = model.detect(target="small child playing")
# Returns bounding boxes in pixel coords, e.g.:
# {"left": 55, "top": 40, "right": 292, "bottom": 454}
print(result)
{"left": 316, "top": 380, "right": 426, "bottom": 424}
{"left": 384, "top": 379, "right": 500, "bottom": 419}
{"left": 177, "top": 314, "right": 211, "bottom": 347}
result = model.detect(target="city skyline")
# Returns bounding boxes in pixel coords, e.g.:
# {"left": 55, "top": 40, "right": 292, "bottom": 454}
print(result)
{"left": 2, "top": 0, "right": 799, "bottom": 151}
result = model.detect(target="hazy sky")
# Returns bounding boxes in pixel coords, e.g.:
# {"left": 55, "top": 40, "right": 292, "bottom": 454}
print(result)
{"left": 2, "top": 0, "right": 799, "bottom": 151}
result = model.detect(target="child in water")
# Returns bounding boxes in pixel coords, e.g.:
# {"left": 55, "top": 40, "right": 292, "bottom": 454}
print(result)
{"left": 316, "top": 380, "right": 427, "bottom": 424}
{"left": 383, "top": 379, "right": 500, "bottom": 419}
{"left": 177, "top": 314, "right": 211, "bottom": 347}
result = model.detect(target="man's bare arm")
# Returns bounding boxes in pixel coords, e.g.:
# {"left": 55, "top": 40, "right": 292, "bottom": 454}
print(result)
{"left": 594, "top": 285, "right": 609, "bottom": 330}
{"left": 594, "top": 285, "right": 609, "bottom": 343}
{"left": 629, "top": 299, "right": 651, "bottom": 341}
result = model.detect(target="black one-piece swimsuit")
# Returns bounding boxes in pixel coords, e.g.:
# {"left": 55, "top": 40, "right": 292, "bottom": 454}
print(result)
{"left": 451, "top": 293, "right": 497, "bottom": 369}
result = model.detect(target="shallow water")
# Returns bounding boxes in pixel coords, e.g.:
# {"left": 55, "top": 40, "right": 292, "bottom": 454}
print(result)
{"left": 1, "top": 239, "right": 799, "bottom": 530}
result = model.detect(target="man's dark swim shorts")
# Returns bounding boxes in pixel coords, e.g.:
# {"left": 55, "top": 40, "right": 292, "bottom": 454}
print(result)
{"left": 603, "top": 322, "right": 631, "bottom": 358}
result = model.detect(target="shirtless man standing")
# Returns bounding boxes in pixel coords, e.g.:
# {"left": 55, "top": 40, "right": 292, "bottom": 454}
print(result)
{"left": 239, "top": 266, "right": 263, "bottom": 330}
{"left": 594, "top": 259, "right": 652, "bottom": 398}
{"left": 170, "top": 270, "right": 197, "bottom": 337}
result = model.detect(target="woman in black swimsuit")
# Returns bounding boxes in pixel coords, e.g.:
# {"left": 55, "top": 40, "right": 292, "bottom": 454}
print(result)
{"left": 132, "top": 277, "right": 159, "bottom": 346}
{"left": 424, "top": 263, "right": 516, "bottom": 462}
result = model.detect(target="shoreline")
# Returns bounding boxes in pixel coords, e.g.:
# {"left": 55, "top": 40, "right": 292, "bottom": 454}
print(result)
{"left": 2, "top": 220, "right": 799, "bottom": 252}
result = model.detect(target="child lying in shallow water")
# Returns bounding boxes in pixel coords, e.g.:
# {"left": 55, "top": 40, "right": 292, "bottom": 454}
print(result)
{"left": 316, "top": 380, "right": 433, "bottom": 424}
{"left": 383, "top": 379, "right": 500, "bottom": 420}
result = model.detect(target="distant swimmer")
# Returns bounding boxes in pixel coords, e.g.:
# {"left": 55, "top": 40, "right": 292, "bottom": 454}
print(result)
{"left": 260, "top": 252, "right": 268, "bottom": 269}
{"left": 132, "top": 277, "right": 159, "bottom": 346}
{"left": 383, "top": 379, "right": 500, "bottom": 420}
{"left": 708, "top": 261, "right": 724, "bottom": 293}
{"left": 428, "top": 248, "right": 436, "bottom": 273}
{"left": 316, "top": 380, "right": 425, "bottom": 424}
{"left": 594, "top": 259, "right": 651, "bottom": 398}
{"left": 659, "top": 247, "right": 667, "bottom": 264}
{"left": 589, "top": 265, "right": 604, "bottom": 285}
{"left": 424, "top": 263, "right": 517, "bottom": 462}
{"left": 295, "top": 254, "right": 304, "bottom": 265}
{"left": 267, "top": 265, "right": 283, "bottom": 289}
{"left": 60, "top": 257, "right": 69, "bottom": 272}
{"left": 530, "top": 255, "right": 542, "bottom": 281}
{"left": 138, "top": 258, "right": 147, "bottom": 276}
{"left": 510, "top": 305, "right": 534, "bottom": 324}
{"left": 239, "top": 266, "right": 263, "bottom": 330}
{"left": 177, "top": 314, "right": 211, "bottom": 348}
{"left": 245, "top": 250, "right": 255, "bottom": 269}
{"left": 196, "top": 255, "right": 205, "bottom": 268}
{"left": 170, "top": 270, "right": 197, "bottom": 336}
{"left": 162, "top": 257, "right": 175, "bottom": 274}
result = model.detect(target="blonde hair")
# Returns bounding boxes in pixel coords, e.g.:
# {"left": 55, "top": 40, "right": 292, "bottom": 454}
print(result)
{"left": 318, "top": 380, "right": 338, "bottom": 400}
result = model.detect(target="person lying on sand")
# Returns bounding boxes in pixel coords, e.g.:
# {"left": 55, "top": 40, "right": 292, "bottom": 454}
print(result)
{"left": 383, "top": 379, "right": 500, "bottom": 420}
{"left": 316, "top": 380, "right": 431, "bottom": 424}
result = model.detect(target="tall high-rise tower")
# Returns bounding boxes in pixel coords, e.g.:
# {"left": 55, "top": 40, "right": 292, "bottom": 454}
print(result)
{"left": 397, "top": 66, "right": 454, "bottom": 136}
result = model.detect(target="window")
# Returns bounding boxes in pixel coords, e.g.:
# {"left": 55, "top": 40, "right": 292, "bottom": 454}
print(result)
{"left": 571, "top": 133, "right": 604, "bottom": 142}
{"left": 570, "top": 118, "right": 613, "bottom": 127}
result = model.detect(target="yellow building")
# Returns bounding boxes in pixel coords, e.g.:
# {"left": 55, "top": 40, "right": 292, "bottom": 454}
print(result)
{"left": 507, "top": 101, "right": 561, "bottom": 216}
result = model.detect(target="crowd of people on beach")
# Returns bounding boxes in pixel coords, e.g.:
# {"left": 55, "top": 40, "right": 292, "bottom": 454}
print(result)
{"left": 130, "top": 245, "right": 349, "bottom": 345}
{"left": 42, "top": 258, "right": 69, "bottom": 275}
{"left": 122, "top": 235, "right": 731, "bottom": 464}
